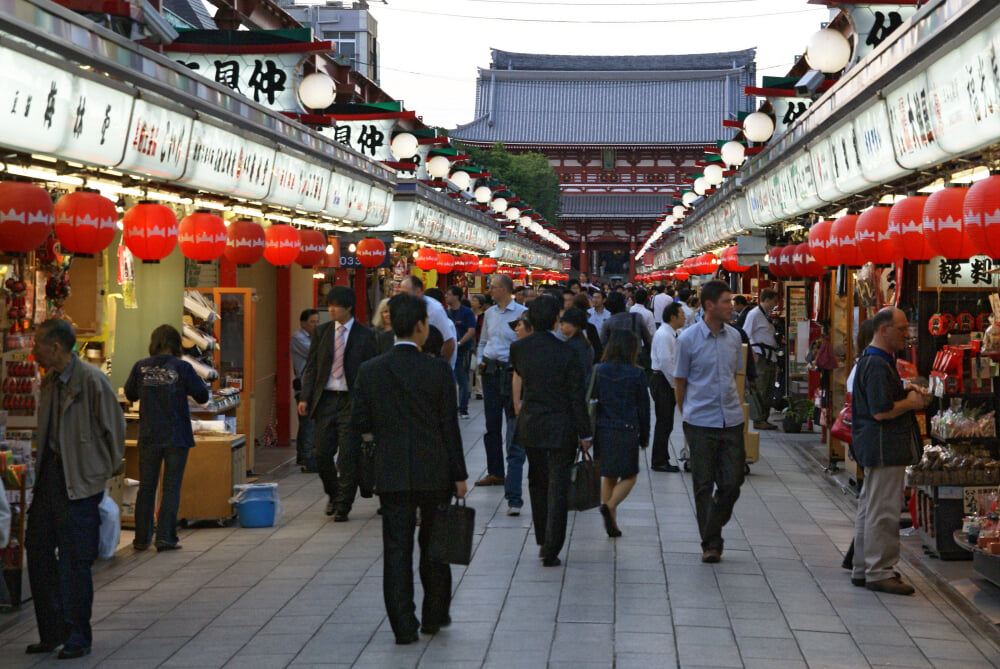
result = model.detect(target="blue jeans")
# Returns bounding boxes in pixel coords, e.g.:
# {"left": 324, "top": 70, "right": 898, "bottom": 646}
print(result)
{"left": 504, "top": 416, "right": 524, "bottom": 508}
{"left": 454, "top": 351, "right": 471, "bottom": 414}
{"left": 135, "top": 447, "right": 190, "bottom": 548}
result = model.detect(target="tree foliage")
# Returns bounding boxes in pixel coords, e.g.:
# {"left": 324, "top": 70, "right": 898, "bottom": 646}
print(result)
{"left": 458, "top": 142, "right": 562, "bottom": 226}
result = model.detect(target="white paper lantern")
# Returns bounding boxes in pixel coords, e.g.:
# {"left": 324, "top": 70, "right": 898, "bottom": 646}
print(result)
{"left": 805, "top": 28, "right": 852, "bottom": 74}
{"left": 721, "top": 141, "right": 746, "bottom": 167}
{"left": 506, "top": 207, "right": 520, "bottom": 221}
{"left": 694, "top": 177, "right": 708, "bottom": 196}
{"left": 704, "top": 164, "right": 725, "bottom": 186}
{"left": 682, "top": 191, "right": 697, "bottom": 206}
{"left": 427, "top": 156, "right": 451, "bottom": 179}
{"left": 474, "top": 186, "right": 492, "bottom": 203}
{"left": 743, "top": 112, "right": 775, "bottom": 143}
{"left": 389, "top": 132, "right": 419, "bottom": 160}
{"left": 449, "top": 170, "right": 471, "bottom": 190}
{"left": 491, "top": 197, "right": 507, "bottom": 213}
{"left": 673, "top": 205, "right": 686, "bottom": 219}
{"left": 298, "top": 73, "right": 336, "bottom": 110}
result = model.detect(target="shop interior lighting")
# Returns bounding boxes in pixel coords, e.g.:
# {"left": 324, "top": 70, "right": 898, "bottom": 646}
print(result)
{"left": 30, "top": 154, "right": 57, "bottom": 163}
{"left": 325, "top": 244, "right": 334, "bottom": 254}
{"left": 292, "top": 217, "right": 321, "bottom": 228}
{"left": 264, "top": 212, "right": 292, "bottom": 223}
{"left": 231, "top": 205, "right": 264, "bottom": 218}
{"left": 146, "top": 190, "right": 193, "bottom": 205}
{"left": 312, "top": 272, "right": 325, "bottom": 279}
{"left": 4, "top": 164, "right": 84, "bottom": 186}
{"left": 193, "top": 199, "right": 227, "bottom": 211}
{"left": 949, "top": 166, "right": 990, "bottom": 184}
{"left": 784, "top": 224, "right": 804, "bottom": 232}
{"left": 917, "top": 179, "right": 945, "bottom": 194}
{"left": 87, "top": 179, "right": 143, "bottom": 197}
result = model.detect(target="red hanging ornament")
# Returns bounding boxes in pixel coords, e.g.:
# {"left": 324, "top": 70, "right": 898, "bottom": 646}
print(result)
{"left": 123, "top": 202, "right": 178, "bottom": 263}
{"left": 796, "top": 243, "right": 825, "bottom": 278}
{"left": 888, "top": 195, "right": 934, "bottom": 261}
{"left": 829, "top": 214, "right": 862, "bottom": 267}
{"left": 0, "top": 182, "right": 54, "bottom": 255}
{"left": 263, "top": 224, "right": 301, "bottom": 267}
{"left": 923, "top": 186, "right": 974, "bottom": 260}
{"left": 699, "top": 253, "right": 719, "bottom": 275}
{"left": 720, "top": 246, "right": 750, "bottom": 272}
{"left": 479, "top": 257, "right": 497, "bottom": 274}
{"left": 808, "top": 219, "right": 835, "bottom": 267}
{"left": 963, "top": 175, "right": 1000, "bottom": 259}
{"left": 461, "top": 253, "right": 479, "bottom": 272}
{"left": 355, "top": 237, "right": 386, "bottom": 268}
{"left": 414, "top": 248, "right": 438, "bottom": 271}
{"left": 928, "top": 313, "right": 950, "bottom": 336}
{"left": 178, "top": 211, "right": 227, "bottom": 263}
{"left": 856, "top": 206, "right": 897, "bottom": 265}
{"left": 674, "top": 269, "right": 690, "bottom": 281}
{"left": 224, "top": 220, "right": 265, "bottom": 267}
{"left": 779, "top": 246, "right": 798, "bottom": 277}
{"left": 436, "top": 253, "right": 455, "bottom": 274}
{"left": 768, "top": 246, "right": 785, "bottom": 278}
{"left": 295, "top": 229, "right": 327, "bottom": 268}
{"left": 53, "top": 190, "right": 117, "bottom": 257}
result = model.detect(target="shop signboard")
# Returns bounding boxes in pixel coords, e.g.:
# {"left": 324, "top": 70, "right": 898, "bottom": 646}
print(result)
{"left": 119, "top": 98, "right": 193, "bottom": 180}
{"left": 361, "top": 186, "right": 393, "bottom": 227}
{"left": 344, "top": 179, "right": 373, "bottom": 223}
{"left": 322, "top": 119, "right": 395, "bottom": 162}
{"left": 172, "top": 51, "right": 303, "bottom": 112}
{"left": 326, "top": 171, "right": 352, "bottom": 220}
{"left": 923, "top": 256, "right": 998, "bottom": 289}
{"left": 297, "top": 164, "right": 329, "bottom": 214}
{"left": 178, "top": 120, "right": 274, "bottom": 200}
{"left": 885, "top": 71, "right": 949, "bottom": 169}
{"left": 830, "top": 121, "right": 871, "bottom": 195}
{"left": 65, "top": 75, "right": 135, "bottom": 168}
{"left": 810, "top": 136, "right": 845, "bottom": 203}
{"left": 772, "top": 96, "right": 813, "bottom": 139}
{"left": 267, "top": 151, "right": 305, "bottom": 209}
{"left": 845, "top": 5, "right": 918, "bottom": 63}
{"left": 854, "top": 98, "right": 908, "bottom": 184}
{"left": 745, "top": 179, "right": 773, "bottom": 227}
{"left": 790, "top": 151, "right": 822, "bottom": 212}
{"left": 0, "top": 45, "right": 76, "bottom": 155}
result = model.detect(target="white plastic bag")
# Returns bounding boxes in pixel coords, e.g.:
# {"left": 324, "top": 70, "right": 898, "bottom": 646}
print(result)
{"left": 98, "top": 491, "right": 121, "bottom": 559}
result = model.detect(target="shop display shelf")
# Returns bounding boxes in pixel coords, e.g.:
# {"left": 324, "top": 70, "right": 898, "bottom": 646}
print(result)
{"left": 953, "top": 531, "right": 1000, "bottom": 587}
{"left": 915, "top": 484, "right": 979, "bottom": 561}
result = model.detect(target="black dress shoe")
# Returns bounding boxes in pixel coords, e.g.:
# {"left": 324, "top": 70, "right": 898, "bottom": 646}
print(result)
{"left": 155, "top": 543, "right": 182, "bottom": 552}
{"left": 132, "top": 542, "right": 149, "bottom": 551}
{"left": 662, "top": 463, "right": 681, "bottom": 473}
{"left": 395, "top": 632, "right": 419, "bottom": 645}
{"left": 599, "top": 504, "right": 616, "bottom": 537}
{"left": 333, "top": 511, "right": 349, "bottom": 522}
{"left": 26, "top": 642, "right": 61, "bottom": 654}
{"left": 851, "top": 577, "right": 866, "bottom": 587}
{"left": 420, "top": 615, "right": 451, "bottom": 634}
{"left": 542, "top": 556, "right": 562, "bottom": 567}
{"left": 58, "top": 645, "right": 91, "bottom": 660}
{"left": 325, "top": 500, "right": 335, "bottom": 516}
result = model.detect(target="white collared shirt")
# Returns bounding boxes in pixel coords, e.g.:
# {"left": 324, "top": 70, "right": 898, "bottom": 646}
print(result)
{"left": 325, "top": 318, "right": 354, "bottom": 391}
{"left": 650, "top": 322, "right": 679, "bottom": 379}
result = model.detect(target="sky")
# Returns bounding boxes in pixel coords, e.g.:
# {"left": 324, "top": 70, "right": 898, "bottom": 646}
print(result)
{"left": 364, "top": 0, "right": 832, "bottom": 130}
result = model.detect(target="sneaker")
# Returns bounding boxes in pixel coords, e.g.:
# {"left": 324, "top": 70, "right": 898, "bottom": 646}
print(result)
{"left": 506, "top": 505, "right": 521, "bottom": 516}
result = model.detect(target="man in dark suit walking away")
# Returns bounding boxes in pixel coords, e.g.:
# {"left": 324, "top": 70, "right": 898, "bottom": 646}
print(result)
{"left": 352, "top": 294, "right": 469, "bottom": 644}
{"left": 298, "top": 286, "right": 378, "bottom": 521}
{"left": 510, "top": 295, "right": 592, "bottom": 567}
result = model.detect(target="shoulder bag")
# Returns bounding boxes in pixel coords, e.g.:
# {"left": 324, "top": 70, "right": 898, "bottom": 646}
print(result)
{"left": 830, "top": 393, "right": 852, "bottom": 445}
{"left": 569, "top": 447, "right": 602, "bottom": 512}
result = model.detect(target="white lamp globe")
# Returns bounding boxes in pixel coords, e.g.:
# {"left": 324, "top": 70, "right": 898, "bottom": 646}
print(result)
{"left": 673, "top": 205, "right": 686, "bottom": 219}
{"left": 682, "top": 191, "right": 697, "bottom": 206}
{"left": 743, "top": 112, "right": 775, "bottom": 143}
{"left": 427, "top": 156, "right": 451, "bottom": 179}
{"left": 665, "top": 215, "right": 676, "bottom": 225}
{"left": 805, "top": 28, "right": 852, "bottom": 74}
{"left": 721, "top": 140, "right": 746, "bottom": 167}
{"left": 449, "top": 170, "right": 471, "bottom": 190}
{"left": 704, "top": 164, "right": 725, "bottom": 186}
{"left": 298, "top": 72, "right": 336, "bottom": 110}
{"left": 520, "top": 215, "right": 532, "bottom": 228}
{"left": 506, "top": 207, "right": 521, "bottom": 221}
{"left": 491, "top": 197, "right": 507, "bottom": 213}
{"left": 694, "top": 177, "right": 708, "bottom": 196}
{"left": 389, "top": 132, "right": 419, "bottom": 160}
{"left": 474, "top": 186, "right": 492, "bottom": 203}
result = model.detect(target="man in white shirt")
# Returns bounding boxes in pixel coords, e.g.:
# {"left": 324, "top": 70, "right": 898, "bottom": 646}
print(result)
{"left": 649, "top": 302, "right": 685, "bottom": 472}
{"left": 651, "top": 286, "right": 671, "bottom": 328}
{"left": 629, "top": 288, "right": 656, "bottom": 339}
{"left": 400, "top": 276, "right": 456, "bottom": 368}
{"left": 588, "top": 290, "right": 611, "bottom": 332}
{"left": 682, "top": 293, "right": 699, "bottom": 330}
{"left": 744, "top": 288, "right": 780, "bottom": 430}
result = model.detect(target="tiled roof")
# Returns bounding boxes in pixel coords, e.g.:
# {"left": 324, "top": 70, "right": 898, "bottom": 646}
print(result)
{"left": 164, "top": 0, "right": 216, "bottom": 29}
{"left": 561, "top": 194, "right": 671, "bottom": 219}
{"left": 491, "top": 49, "right": 756, "bottom": 72}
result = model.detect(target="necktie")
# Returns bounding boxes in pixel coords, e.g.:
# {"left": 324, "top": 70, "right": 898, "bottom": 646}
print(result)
{"left": 332, "top": 325, "right": 346, "bottom": 380}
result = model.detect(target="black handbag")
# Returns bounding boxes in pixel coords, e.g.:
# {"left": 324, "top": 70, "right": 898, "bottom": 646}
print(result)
{"left": 358, "top": 440, "right": 375, "bottom": 499}
{"left": 428, "top": 497, "right": 475, "bottom": 565}
{"left": 569, "top": 447, "right": 601, "bottom": 511}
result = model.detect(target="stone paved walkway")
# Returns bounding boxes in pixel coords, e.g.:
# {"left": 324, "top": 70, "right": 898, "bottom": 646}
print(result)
{"left": 2, "top": 401, "right": 1000, "bottom": 668}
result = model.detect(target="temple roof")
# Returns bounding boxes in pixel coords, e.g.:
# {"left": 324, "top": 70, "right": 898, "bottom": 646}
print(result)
{"left": 561, "top": 194, "right": 672, "bottom": 219}
{"left": 490, "top": 49, "right": 756, "bottom": 73}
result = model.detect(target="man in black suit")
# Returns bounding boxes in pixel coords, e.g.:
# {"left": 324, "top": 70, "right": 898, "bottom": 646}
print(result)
{"left": 351, "top": 294, "right": 468, "bottom": 644}
{"left": 298, "top": 286, "right": 378, "bottom": 521}
{"left": 510, "top": 295, "right": 592, "bottom": 567}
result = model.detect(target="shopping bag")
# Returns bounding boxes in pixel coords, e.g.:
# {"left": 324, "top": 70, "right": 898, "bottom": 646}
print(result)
{"left": 358, "top": 440, "right": 375, "bottom": 499}
{"left": 98, "top": 491, "right": 121, "bottom": 560}
{"left": 568, "top": 447, "right": 601, "bottom": 512}
{"left": 830, "top": 401, "right": 852, "bottom": 445}
{"left": 428, "top": 497, "right": 475, "bottom": 565}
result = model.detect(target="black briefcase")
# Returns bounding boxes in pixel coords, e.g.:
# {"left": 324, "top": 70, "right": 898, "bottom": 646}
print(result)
{"left": 358, "top": 441, "right": 375, "bottom": 499}
{"left": 569, "top": 448, "right": 601, "bottom": 512}
{"left": 428, "top": 498, "right": 475, "bottom": 565}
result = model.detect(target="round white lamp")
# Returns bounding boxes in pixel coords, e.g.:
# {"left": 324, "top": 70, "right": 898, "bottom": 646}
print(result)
{"left": 704, "top": 163, "right": 725, "bottom": 186}
{"left": 427, "top": 156, "right": 451, "bottom": 179}
{"left": 665, "top": 215, "right": 676, "bottom": 225}
{"left": 298, "top": 72, "right": 336, "bottom": 110}
{"left": 805, "top": 28, "right": 852, "bottom": 74}
{"left": 721, "top": 140, "right": 746, "bottom": 167}
{"left": 682, "top": 191, "right": 697, "bottom": 206}
{"left": 449, "top": 170, "right": 471, "bottom": 190}
{"left": 743, "top": 112, "right": 775, "bottom": 143}
{"left": 491, "top": 197, "right": 507, "bottom": 213}
{"left": 389, "top": 133, "right": 419, "bottom": 160}
{"left": 694, "top": 177, "right": 708, "bottom": 196}
{"left": 673, "top": 205, "right": 686, "bottom": 219}
{"left": 520, "top": 215, "right": 532, "bottom": 228}
{"left": 506, "top": 207, "right": 520, "bottom": 221}
{"left": 474, "top": 186, "right": 492, "bottom": 203}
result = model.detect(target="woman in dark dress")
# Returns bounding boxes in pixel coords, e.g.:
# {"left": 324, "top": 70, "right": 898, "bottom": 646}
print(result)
{"left": 591, "top": 330, "right": 650, "bottom": 538}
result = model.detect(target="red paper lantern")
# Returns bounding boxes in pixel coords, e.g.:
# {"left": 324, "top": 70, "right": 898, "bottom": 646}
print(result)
{"left": 781, "top": 246, "right": 800, "bottom": 277}
{"left": 964, "top": 175, "right": 1000, "bottom": 259}
{"left": 295, "top": 229, "right": 327, "bottom": 268}
{"left": 856, "top": 206, "right": 897, "bottom": 265}
{"left": 513, "top": 267, "right": 527, "bottom": 281}
{"left": 699, "top": 253, "right": 719, "bottom": 275}
{"left": 0, "top": 182, "right": 54, "bottom": 255}
{"left": 356, "top": 237, "right": 386, "bottom": 268}
{"left": 923, "top": 187, "right": 974, "bottom": 260}
{"left": 479, "top": 257, "right": 498, "bottom": 274}
{"left": 720, "top": 246, "right": 750, "bottom": 272}
{"left": 178, "top": 211, "right": 227, "bottom": 263}
{"left": 224, "top": 220, "right": 265, "bottom": 266}
{"left": 263, "top": 224, "right": 301, "bottom": 267}
{"left": 795, "top": 243, "right": 825, "bottom": 278}
{"left": 436, "top": 253, "right": 455, "bottom": 274}
{"left": 53, "top": 190, "right": 117, "bottom": 256}
{"left": 414, "top": 248, "right": 438, "bottom": 271}
{"left": 829, "top": 214, "right": 862, "bottom": 267}
{"left": 674, "top": 269, "right": 690, "bottom": 281}
{"left": 808, "top": 219, "right": 835, "bottom": 267}
{"left": 768, "top": 246, "right": 785, "bottom": 277}
{"left": 888, "top": 195, "right": 934, "bottom": 261}
{"left": 122, "top": 202, "right": 177, "bottom": 263}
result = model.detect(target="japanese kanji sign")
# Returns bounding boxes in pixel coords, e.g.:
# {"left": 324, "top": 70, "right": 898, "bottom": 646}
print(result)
{"left": 172, "top": 53, "right": 302, "bottom": 112}
{"left": 320, "top": 119, "right": 395, "bottom": 161}
{"left": 177, "top": 120, "right": 274, "bottom": 200}
{"left": 923, "top": 256, "right": 997, "bottom": 288}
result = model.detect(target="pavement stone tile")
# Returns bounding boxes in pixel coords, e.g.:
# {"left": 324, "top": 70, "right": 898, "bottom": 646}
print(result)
{"left": 735, "top": 636, "right": 805, "bottom": 660}
{"left": 857, "top": 642, "right": 933, "bottom": 667}
{"left": 675, "top": 642, "right": 743, "bottom": 667}
{"left": 614, "top": 652, "right": 678, "bottom": 669}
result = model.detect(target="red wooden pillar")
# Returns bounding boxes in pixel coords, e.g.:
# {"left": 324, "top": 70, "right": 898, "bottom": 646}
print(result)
{"left": 353, "top": 269, "right": 367, "bottom": 324}
{"left": 628, "top": 237, "right": 637, "bottom": 281}
{"left": 275, "top": 267, "right": 291, "bottom": 448}
{"left": 579, "top": 236, "right": 588, "bottom": 274}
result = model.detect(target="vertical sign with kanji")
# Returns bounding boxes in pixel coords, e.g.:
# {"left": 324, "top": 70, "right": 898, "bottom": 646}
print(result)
{"left": 321, "top": 119, "right": 394, "bottom": 162}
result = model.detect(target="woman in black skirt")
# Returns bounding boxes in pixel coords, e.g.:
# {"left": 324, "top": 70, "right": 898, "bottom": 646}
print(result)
{"left": 591, "top": 330, "right": 650, "bottom": 537}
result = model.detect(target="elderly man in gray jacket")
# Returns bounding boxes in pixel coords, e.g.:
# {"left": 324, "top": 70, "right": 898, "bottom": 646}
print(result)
{"left": 25, "top": 319, "right": 125, "bottom": 659}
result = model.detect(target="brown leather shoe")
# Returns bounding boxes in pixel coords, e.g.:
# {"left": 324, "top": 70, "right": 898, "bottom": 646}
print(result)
{"left": 866, "top": 576, "right": 914, "bottom": 596}
{"left": 701, "top": 548, "right": 721, "bottom": 563}
{"left": 753, "top": 420, "right": 777, "bottom": 431}
{"left": 475, "top": 475, "right": 505, "bottom": 486}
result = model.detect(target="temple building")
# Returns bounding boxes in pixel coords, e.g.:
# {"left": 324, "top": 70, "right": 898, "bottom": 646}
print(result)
{"left": 452, "top": 48, "right": 757, "bottom": 279}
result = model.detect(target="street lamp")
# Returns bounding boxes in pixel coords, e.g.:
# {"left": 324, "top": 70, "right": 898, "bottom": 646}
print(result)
{"left": 491, "top": 197, "right": 507, "bottom": 213}
{"left": 297, "top": 73, "right": 336, "bottom": 110}
{"left": 721, "top": 141, "right": 746, "bottom": 167}
{"left": 389, "top": 132, "right": 419, "bottom": 160}
{"left": 805, "top": 28, "right": 851, "bottom": 73}
{"left": 704, "top": 164, "right": 724, "bottom": 186}
{"left": 743, "top": 112, "right": 775, "bottom": 143}
{"left": 474, "top": 186, "right": 492, "bottom": 203}
{"left": 449, "top": 170, "right": 471, "bottom": 190}
{"left": 427, "top": 156, "right": 451, "bottom": 179}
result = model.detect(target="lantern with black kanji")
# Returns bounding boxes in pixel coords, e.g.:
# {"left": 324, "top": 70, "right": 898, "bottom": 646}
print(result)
{"left": 888, "top": 195, "right": 934, "bottom": 261}
{"left": 963, "top": 175, "right": 1000, "bottom": 259}
{"left": 53, "top": 190, "right": 117, "bottom": 257}
{"left": 263, "top": 224, "right": 301, "bottom": 267}
{"left": 178, "top": 211, "right": 227, "bottom": 263}
{"left": 829, "top": 214, "right": 862, "bottom": 267}
{"left": 356, "top": 237, "right": 387, "bottom": 268}
{"left": 123, "top": 202, "right": 178, "bottom": 263}
{"left": 923, "top": 186, "right": 974, "bottom": 260}
{"left": 224, "top": 220, "right": 266, "bottom": 267}
{"left": 414, "top": 248, "right": 438, "bottom": 271}
{"left": 808, "top": 219, "right": 834, "bottom": 267}
{"left": 0, "top": 182, "right": 54, "bottom": 255}
{"left": 295, "top": 229, "right": 327, "bottom": 268}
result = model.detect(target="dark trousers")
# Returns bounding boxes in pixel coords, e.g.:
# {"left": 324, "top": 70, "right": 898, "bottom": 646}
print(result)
{"left": 295, "top": 415, "right": 315, "bottom": 469}
{"left": 682, "top": 423, "right": 745, "bottom": 551}
{"left": 526, "top": 446, "right": 574, "bottom": 559}
{"left": 481, "top": 369, "right": 507, "bottom": 478}
{"left": 649, "top": 372, "right": 676, "bottom": 467}
{"left": 134, "top": 447, "right": 189, "bottom": 548}
{"left": 379, "top": 490, "right": 452, "bottom": 639}
{"left": 455, "top": 349, "right": 471, "bottom": 414}
{"left": 750, "top": 356, "right": 777, "bottom": 422}
{"left": 25, "top": 455, "right": 101, "bottom": 649}
{"left": 313, "top": 391, "right": 359, "bottom": 512}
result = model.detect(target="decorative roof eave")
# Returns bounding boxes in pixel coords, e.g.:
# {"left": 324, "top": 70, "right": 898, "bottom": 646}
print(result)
{"left": 477, "top": 67, "right": 746, "bottom": 83}
{"left": 453, "top": 137, "right": 714, "bottom": 151}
